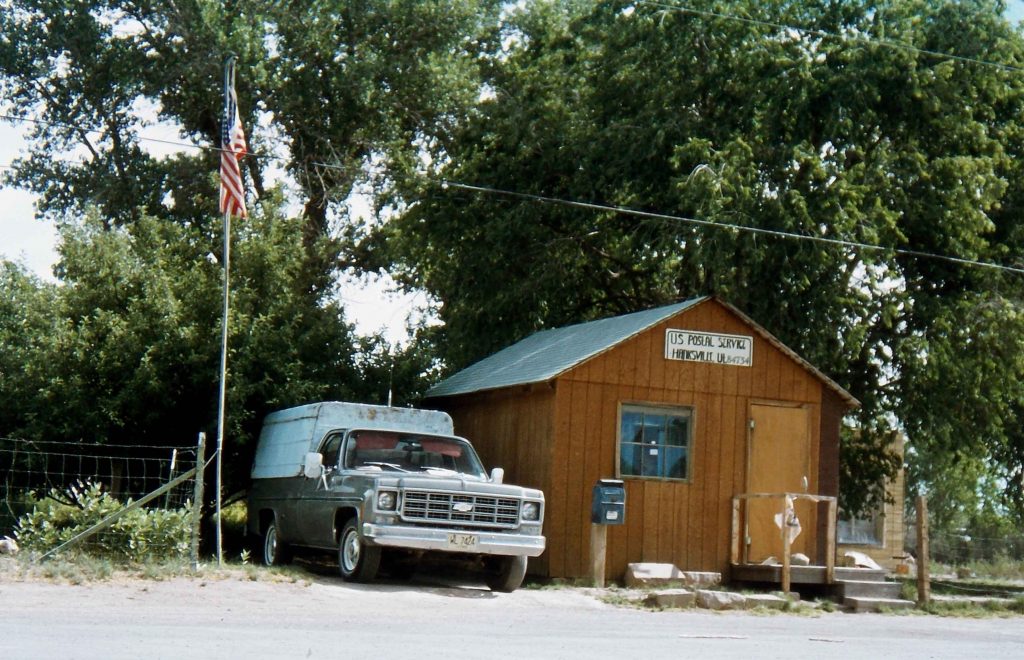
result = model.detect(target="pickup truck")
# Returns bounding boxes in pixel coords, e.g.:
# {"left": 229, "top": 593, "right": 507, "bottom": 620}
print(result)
{"left": 246, "top": 402, "right": 546, "bottom": 592}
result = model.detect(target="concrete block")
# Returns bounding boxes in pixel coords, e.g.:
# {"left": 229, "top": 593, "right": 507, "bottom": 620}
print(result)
{"left": 643, "top": 589, "right": 696, "bottom": 609}
{"left": 696, "top": 589, "right": 747, "bottom": 611}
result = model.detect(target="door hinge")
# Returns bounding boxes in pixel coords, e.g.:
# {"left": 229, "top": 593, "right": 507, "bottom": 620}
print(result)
{"left": 748, "top": 419, "right": 755, "bottom": 430}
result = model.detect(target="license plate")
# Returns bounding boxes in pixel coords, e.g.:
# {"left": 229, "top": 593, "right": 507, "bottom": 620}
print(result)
{"left": 447, "top": 532, "right": 478, "bottom": 549}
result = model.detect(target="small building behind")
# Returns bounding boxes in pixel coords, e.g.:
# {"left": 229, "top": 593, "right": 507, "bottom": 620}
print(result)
{"left": 838, "top": 433, "right": 907, "bottom": 571}
{"left": 424, "top": 297, "right": 859, "bottom": 582}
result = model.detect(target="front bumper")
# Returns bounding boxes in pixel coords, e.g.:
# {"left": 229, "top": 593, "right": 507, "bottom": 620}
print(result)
{"left": 362, "top": 522, "right": 546, "bottom": 557}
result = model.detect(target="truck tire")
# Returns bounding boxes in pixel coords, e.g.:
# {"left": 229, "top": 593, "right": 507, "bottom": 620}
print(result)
{"left": 338, "top": 519, "right": 380, "bottom": 582}
{"left": 485, "top": 555, "right": 527, "bottom": 593}
{"left": 262, "top": 519, "right": 291, "bottom": 566}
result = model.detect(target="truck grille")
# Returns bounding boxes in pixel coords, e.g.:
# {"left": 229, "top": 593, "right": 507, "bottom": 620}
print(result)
{"left": 401, "top": 490, "right": 519, "bottom": 529}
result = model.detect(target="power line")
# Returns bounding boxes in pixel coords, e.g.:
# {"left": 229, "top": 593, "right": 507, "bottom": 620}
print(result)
{"left": 636, "top": 1, "right": 1024, "bottom": 74}
{"left": 0, "top": 113, "right": 271, "bottom": 160}
{"left": 439, "top": 180, "right": 1024, "bottom": 276}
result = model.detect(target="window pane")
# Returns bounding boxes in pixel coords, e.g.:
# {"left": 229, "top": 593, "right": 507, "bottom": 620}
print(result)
{"left": 665, "top": 446, "right": 688, "bottom": 479}
{"left": 619, "top": 405, "right": 693, "bottom": 481}
{"left": 667, "top": 417, "right": 689, "bottom": 447}
{"left": 620, "top": 442, "right": 641, "bottom": 477}
{"left": 642, "top": 414, "right": 665, "bottom": 445}
{"left": 641, "top": 442, "right": 661, "bottom": 477}
{"left": 621, "top": 411, "right": 644, "bottom": 443}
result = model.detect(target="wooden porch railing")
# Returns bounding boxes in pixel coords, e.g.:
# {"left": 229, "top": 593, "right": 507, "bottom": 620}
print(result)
{"left": 731, "top": 492, "right": 837, "bottom": 594}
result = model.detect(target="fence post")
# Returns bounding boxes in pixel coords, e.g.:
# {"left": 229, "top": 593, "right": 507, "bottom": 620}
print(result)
{"left": 590, "top": 523, "right": 608, "bottom": 588}
{"left": 191, "top": 432, "right": 206, "bottom": 571}
{"left": 163, "top": 448, "right": 178, "bottom": 508}
{"left": 916, "top": 495, "right": 930, "bottom": 606}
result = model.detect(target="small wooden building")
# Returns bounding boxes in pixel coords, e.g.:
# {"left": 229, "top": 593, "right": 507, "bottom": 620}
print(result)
{"left": 424, "top": 297, "right": 859, "bottom": 582}
{"left": 838, "top": 433, "right": 907, "bottom": 571}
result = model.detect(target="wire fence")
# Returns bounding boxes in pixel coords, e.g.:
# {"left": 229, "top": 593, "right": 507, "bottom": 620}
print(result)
{"left": 1, "top": 437, "right": 202, "bottom": 561}
{"left": 904, "top": 523, "right": 1024, "bottom": 566}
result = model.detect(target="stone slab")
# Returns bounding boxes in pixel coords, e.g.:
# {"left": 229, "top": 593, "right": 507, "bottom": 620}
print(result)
{"left": 744, "top": 594, "right": 789, "bottom": 610}
{"left": 643, "top": 589, "right": 696, "bottom": 609}
{"left": 624, "top": 563, "right": 721, "bottom": 588}
{"left": 696, "top": 589, "right": 747, "bottom": 611}
{"left": 845, "top": 597, "right": 916, "bottom": 613}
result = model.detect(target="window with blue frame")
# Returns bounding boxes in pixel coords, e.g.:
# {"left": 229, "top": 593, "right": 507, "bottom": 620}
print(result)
{"left": 618, "top": 404, "right": 692, "bottom": 481}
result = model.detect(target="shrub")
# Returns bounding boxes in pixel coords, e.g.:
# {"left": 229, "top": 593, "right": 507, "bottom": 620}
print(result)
{"left": 15, "top": 481, "right": 192, "bottom": 562}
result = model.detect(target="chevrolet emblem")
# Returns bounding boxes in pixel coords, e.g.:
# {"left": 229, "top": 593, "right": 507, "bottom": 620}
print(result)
{"left": 452, "top": 502, "right": 473, "bottom": 513}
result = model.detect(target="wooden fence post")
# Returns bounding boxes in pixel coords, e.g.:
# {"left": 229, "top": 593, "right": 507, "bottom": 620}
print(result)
{"left": 191, "top": 432, "right": 206, "bottom": 571}
{"left": 916, "top": 495, "right": 930, "bottom": 606}
{"left": 590, "top": 524, "right": 608, "bottom": 588}
{"left": 781, "top": 496, "right": 792, "bottom": 595}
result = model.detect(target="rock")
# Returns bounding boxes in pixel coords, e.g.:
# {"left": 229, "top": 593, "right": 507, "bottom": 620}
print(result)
{"left": 678, "top": 572, "right": 722, "bottom": 588}
{"left": 625, "top": 563, "right": 677, "bottom": 587}
{"left": 696, "top": 590, "right": 747, "bottom": 611}
{"left": 744, "top": 594, "right": 789, "bottom": 610}
{"left": 0, "top": 536, "right": 18, "bottom": 556}
{"left": 624, "top": 563, "right": 722, "bottom": 588}
{"left": 843, "top": 550, "right": 883, "bottom": 571}
{"left": 643, "top": 589, "right": 696, "bottom": 609}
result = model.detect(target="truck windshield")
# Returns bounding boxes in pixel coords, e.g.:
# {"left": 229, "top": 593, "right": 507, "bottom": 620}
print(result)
{"left": 345, "top": 431, "right": 487, "bottom": 479}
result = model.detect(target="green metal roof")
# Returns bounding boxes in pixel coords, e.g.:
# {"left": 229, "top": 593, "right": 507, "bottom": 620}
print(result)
{"left": 425, "top": 298, "right": 708, "bottom": 398}
{"left": 425, "top": 296, "right": 860, "bottom": 408}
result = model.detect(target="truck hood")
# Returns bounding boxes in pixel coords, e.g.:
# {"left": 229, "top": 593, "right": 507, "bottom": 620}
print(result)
{"left": 390, "top": 475, "right": 543, "bottom": 501}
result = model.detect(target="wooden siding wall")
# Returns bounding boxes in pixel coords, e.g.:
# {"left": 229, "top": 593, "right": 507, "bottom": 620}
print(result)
{"left": 548, "top": 301, "right": 827, "bottom": 580}
{"left": 437, "top": 385, "right": 556, "bottom": 575}
{"left": 432, "top": 299, "right": 845, "bottom": 581}
{"left": 816, "top": 389, "right": 845, "bottom": 561}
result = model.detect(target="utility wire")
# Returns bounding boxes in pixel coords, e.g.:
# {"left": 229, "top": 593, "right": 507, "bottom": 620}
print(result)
{"left": 0, "top": 113, "right": 270, "bottom": 160}
{"left": 439, "top": 180, "right": 1024, "bottom": 276}
{"left": 4, "top": 110, "right": 1023, "bottom": 278}
{"left": 636, "top": 1, "right": 1024, "bottom": 74}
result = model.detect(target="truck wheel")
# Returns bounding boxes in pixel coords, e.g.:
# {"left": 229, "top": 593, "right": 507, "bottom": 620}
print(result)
{"left": 485, "top": 555, "right": 527, "bottom": 593}
{"left": 338, "top": 519, "right": 380, "bottom": 582}
{"left": 262, "top": 519, "right": 291, "bottom": 566}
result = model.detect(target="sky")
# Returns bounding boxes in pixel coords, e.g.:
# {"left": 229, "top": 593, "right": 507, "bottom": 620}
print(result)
{"left": 4, "top": 2, "right": 1024, "bottom": 341}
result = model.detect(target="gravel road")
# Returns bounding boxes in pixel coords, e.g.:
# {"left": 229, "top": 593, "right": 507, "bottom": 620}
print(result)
{"left": 2, "top": 563, "right": 1022, "bottom": 660}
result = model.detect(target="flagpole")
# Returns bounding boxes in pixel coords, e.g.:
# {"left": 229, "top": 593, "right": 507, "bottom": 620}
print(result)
{"left": 214, "top": 54, "right": 237, "bottom": 568}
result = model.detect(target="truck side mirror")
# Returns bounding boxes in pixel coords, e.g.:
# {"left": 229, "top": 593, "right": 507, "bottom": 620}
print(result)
{"left": 303, "top": 452, "right": 324, "bottom": 479}
{"left": 490, "top": 467, "right": 504, "bottom": 484}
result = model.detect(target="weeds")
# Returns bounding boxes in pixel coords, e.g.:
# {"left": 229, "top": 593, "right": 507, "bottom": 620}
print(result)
{"left": 14, "top": 481, "right": 191, "bottom": 562}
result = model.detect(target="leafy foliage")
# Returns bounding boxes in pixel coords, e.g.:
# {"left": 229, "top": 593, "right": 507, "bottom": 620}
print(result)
{"left": 3, "top": 0, "right": 1024, "bottom": 529}
{"left": 15, "top": 481, "right": 192, "bottom": 561}
{"left": 1, "top": 194, "right": 367, "bottom": 489}
{"left": 385, "top": 0, "right": 1024, "bottom": 518}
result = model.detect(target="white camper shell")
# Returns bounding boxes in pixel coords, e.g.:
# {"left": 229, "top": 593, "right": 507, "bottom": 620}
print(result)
{"left": 252, "top": 402, "right": 455, "bottom": 479}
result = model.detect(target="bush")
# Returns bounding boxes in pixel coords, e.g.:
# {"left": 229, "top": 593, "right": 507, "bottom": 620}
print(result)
{"left": 15, "top": 481, "right": 192, "bottom": 562}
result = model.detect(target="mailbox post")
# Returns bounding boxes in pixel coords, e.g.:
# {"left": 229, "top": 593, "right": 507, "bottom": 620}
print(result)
{"left": 590, "top": 479, "right": 626, "bottom": 586}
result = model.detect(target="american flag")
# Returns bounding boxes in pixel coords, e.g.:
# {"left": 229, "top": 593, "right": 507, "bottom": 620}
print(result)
{"left": 219, "top": 64, "right": 247, "bottom": 218}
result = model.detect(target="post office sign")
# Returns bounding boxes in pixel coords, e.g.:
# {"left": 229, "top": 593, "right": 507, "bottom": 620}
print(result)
{"left": 665, "top": 329, "right": 753, "bottom": 367}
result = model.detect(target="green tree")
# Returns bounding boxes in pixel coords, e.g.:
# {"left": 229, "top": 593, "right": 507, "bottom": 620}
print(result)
{"left": 0, "top": 193, "right": 363, "bottom": 488}
{"left": 0, "top": 0, "right": 498, "bottom": 486}
{"left": 385, "top": 0, "right": 1024, "bottom": 517}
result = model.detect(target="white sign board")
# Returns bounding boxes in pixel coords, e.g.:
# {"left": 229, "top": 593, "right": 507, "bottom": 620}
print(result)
{"left": 664, "top": 329, "right": 753, "bottom": 367}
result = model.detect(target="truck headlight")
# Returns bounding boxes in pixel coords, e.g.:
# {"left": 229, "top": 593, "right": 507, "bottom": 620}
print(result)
{"left": 377, "top": 491, "right": 397, "bottom": 511}
{"left": 521, "top": 501, "right": 540, "bottom": 521}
